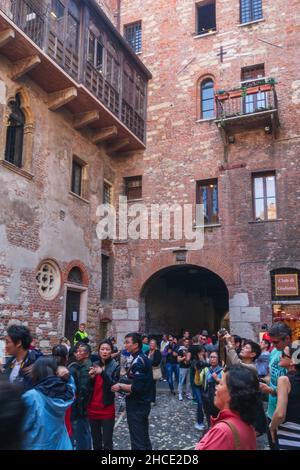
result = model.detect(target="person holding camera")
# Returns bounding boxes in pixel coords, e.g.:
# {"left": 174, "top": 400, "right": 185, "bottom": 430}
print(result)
{"left": 196, "top": 351, "right": 223, "bottom": 430}
{"left": 218, "top": 330, "right": 267, "bottom": 440}
{"left": 111, "top": 333, "right": 153, "bottom": 450}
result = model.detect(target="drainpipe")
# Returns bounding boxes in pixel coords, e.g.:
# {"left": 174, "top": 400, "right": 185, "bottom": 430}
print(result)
{"left": 116, "top": 0, "right": 121, "bottom": 32}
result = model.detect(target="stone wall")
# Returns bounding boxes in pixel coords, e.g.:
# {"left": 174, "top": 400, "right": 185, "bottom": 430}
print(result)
{"left": 0, "top": 55, "right": 116, "bottom": 349}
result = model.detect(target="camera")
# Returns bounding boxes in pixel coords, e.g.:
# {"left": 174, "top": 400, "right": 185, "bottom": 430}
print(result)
{"left": 218, "top": 328, "right": 228, "bottom": 337}
{"left": 195, "top": 360, "right": 207, "bottom": 371}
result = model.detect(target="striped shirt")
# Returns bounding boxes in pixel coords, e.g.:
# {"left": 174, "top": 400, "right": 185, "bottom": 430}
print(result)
{"left": 277, "top": 421, "right": 300, "bottom": 450}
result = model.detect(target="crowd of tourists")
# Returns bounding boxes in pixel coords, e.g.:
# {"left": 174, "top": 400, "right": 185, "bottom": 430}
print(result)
{"left": 0, "top": 321, "right": 300, "bottom": 451}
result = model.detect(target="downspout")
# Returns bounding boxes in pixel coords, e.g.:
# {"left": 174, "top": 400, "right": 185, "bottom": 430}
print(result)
{"left": 116, "top": 0, "right": 121, "bottom": 32}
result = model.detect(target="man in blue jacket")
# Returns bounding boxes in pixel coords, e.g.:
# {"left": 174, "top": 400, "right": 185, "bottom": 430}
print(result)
{"left": 112, "top": 332, "right": 153, "bottom": 450}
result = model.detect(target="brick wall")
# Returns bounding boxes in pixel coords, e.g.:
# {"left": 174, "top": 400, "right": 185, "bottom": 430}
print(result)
{"left": 109, "top": 0, "right": 300, "bottom": 342}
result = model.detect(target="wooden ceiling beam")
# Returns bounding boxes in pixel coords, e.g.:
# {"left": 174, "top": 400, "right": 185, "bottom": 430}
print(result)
{"left": 11, "top": 55, "right": 41, "bottom": 80}
{"left": 0, "top": 28, "right": 15, "bottom": 48}
{"left": 73, "top": 110, "right": 100, "bottom": 129}
{"left": 48, "top": 87, "right": 78, "bottom": 111}
{"left": 107, "top": 138, "right": 130, "bottom": 153}
{"left": 92, "top": 126, "right": 118, "bottom": 144}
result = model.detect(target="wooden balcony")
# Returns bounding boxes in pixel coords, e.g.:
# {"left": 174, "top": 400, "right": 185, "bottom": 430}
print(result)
{"left": 0, "top": 0, "right": 151, "bottom": 152}
{"left": 214, "top": 80, "right": 280, "bottom": 142}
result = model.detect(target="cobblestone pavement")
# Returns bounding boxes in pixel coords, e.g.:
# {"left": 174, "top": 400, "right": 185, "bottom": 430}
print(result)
{"left": 113, "top": 388, "right": 269, "bottom": 451}
{"left": 114, "top": 391, "right": 202, "bottom": 450}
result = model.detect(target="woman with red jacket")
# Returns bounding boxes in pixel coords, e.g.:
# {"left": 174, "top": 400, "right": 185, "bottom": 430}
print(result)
{"left": 88, "top": 340, "right": 120, "bottom": 450}
{"left": 195, "top": 366, "right": 259, "bottom": 450}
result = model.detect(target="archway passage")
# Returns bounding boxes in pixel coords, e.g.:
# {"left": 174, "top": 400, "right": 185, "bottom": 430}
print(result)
{"left": 141, "top": 265, "right": 229, "bottom": 337}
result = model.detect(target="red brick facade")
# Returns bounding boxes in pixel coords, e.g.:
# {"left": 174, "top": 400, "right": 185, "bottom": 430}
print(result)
{"left": 107, "top": 0, "right": 300, "bottom": 342}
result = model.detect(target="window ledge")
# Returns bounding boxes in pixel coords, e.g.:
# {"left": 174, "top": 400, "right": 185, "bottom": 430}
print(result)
{"left": 127, "top": 198, "right": 143, "bottom": 203}
{"left": 113, "top": 239, "right": 129, "bottom": 244}
{"left": 0, "top": 160, "right": 34, "bottom": 180}
{"left": 194, "top": 223, "right": 221, "bottom": 229}
{"left": 238, "top": 18, "right": 265, "bottom": 28}
{"left": 196, "top": 117, "right": 216, "bottom": 123}
{"left": 193, "top": 31, "right": 217, "bottom": 39}
{"left": 69, "top": 191, "right": 90, "bottom": 204}
{"left": 248, "top": 219, "right": 283, "bottom": 224}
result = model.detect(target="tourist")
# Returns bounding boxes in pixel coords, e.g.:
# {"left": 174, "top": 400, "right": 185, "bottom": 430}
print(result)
{"left": 270, "top": 345, "right": 300, "bottom": 450}
{"left": 147, "top": 339, "right": 162, "bottom": 404}
{"left": 52, "top": 344, "right": 72, "bottom": 438}
{"left": 205, "top": 334, "right": 219, "bottom": 354}
{"left": 22, "top": 356, "right": 75, "bottom": 450}
{"left": 193, "top": 347, "right": 207, "bottom": 431}
{"left": 198, "top": 332, "right": 209, "bottom": 352}
{"left": 4, "top": 325, "right": 38, "bottom": 390}
{"left": 259, "top": 322, "right": 291, "bottom": 449}
{"left": 28, "top": 335, "right": 43, "bottom": 358}
{"left": 160, "top": 334, "right": 169, "bottom": 381}
{"left": 232, "top": 335, "right": 242, "bottom": 356}
{"left": 69, "top": 343, "right": 93, "bottom": 450}
{"left": 110, "top": 337, "right": 121, "bottom": 362}
{"left": 177, "top": 338, "right": 192, "bottom": 400}
{"left": 256, "top": 339, "right": 271, "bottom": 379}
{"left": 60, "top": 337, "right": 71, "bottom": 352}
{"left": 165, "top": 335, "right": 179, "bottom": 395}
{"left": 199, "top": 351, "right": 223, "bottom": 429}
{"left": 220, "top": 333, "right": 267, "bottom": 437}
{"left": 187, "top": 335, "right": 202, "bottom": 401}
{"left": 0, "top": 377, "right": 26, "bottom": 450}
{"left": 142, "top": 335, "right": 150, "bottom": 354}
{"left": 111, "top": 333, "right": 153, "bottom": 450}
{"left": 88, "top": 340, "right": 120, "bottom": 450}
{"left": 195, "top": 367, "right": 259, "bottom": 450}
{"left": 73, "top": 323, "right": 89, "bottom": 346}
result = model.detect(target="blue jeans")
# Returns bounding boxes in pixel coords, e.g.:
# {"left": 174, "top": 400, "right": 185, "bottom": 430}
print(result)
{"left": 71, "top": 417, "right": 92, "bottom": 450}
{"left": 193, "top": 386, "right": 204, "bottom": 425}
{"left": 166, "top": 363, "right": 179, "bottom": 391}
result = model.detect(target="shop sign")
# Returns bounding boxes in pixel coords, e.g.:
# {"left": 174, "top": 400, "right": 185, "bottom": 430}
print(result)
{"left": 275, "top": 274, "right": 298, "bottom": 296}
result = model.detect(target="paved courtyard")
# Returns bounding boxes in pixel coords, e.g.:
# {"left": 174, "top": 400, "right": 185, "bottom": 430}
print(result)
{"left": 113, "top": 386, "right": 269, "bottom": 451}
{"left": 114, "top": 390, "right": 202, "bottom": 450}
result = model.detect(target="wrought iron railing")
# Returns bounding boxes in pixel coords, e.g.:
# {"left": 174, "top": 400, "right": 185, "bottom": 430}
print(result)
{"left": 215, "top": 79, "right": 278, "bottom": 121}
{"left": 0, "top": 0, "right": 147, "bottom": 143}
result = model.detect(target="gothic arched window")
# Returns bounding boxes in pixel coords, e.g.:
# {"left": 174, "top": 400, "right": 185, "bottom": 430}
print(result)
{"left": 5, "top": 93, "right": 25, "bottom": 168}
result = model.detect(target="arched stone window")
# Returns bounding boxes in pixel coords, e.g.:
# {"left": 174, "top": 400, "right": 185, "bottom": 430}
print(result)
{"left": 200, "top": 78, "right": 215, "bottom": 119}
{"left": 5, "top": 93, "right": 25, "bottom": 168}
{"left": 68, "top": 267, "right": 83, "bottom": 284}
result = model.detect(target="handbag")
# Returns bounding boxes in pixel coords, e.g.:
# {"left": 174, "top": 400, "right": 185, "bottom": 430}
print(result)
{"left": 152, "top": 365, "right": 162, "bottom": 381}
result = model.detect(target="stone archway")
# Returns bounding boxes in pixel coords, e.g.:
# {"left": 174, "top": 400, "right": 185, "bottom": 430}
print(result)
{"left": 140, "top": 264, "right": 229, "bottom": 337}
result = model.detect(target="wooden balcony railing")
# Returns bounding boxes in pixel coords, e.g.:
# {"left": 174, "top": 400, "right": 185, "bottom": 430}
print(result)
{"left": 0, "top": 0, "right": 150, "bottom": 145}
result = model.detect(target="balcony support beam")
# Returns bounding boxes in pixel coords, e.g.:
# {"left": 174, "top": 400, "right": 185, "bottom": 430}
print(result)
{"left": 11, "top": 55, "right": 41, "bottom": 81}
{"left": 73, "top": 110, "right": 100, "bottom": 130}
{"left": 107, "top": 138, "right": 130, "bottom": 154}
{"left": 48, "top": 87, "right": 78, "bottom": 111}
{"left": 92, "top": 126, "right": 118, "bottom": 144}
{"left": 0, "top": 28, "right": 15, "bottom": 48}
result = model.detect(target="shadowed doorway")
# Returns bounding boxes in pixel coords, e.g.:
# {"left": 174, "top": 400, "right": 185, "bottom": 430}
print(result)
{"left": 140, "top": 265, "right": 229, "bottom": 337}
